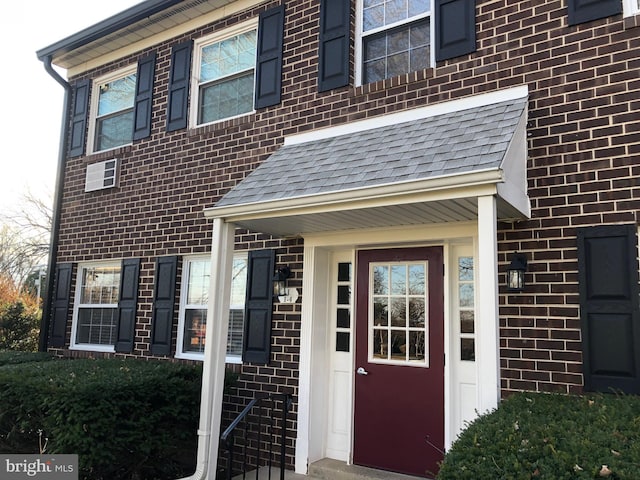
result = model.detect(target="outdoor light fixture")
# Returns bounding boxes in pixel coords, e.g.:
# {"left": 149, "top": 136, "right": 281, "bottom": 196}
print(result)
{"left": 507, "top": 252, "right": 528, "bottom": 292}
{"left": 273, "top": 266, "right": 291, "bottom": 297}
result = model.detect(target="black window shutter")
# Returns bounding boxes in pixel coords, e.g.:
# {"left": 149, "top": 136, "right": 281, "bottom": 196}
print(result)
{"left": 577, "top": 224, "right": 640, "bottom": 394}
{"left": 255, "top": 5, "right": 285, "bottom": 109}
{"left": 69, "top": 79, "right": 90, "bottom": 157}
{"left": 166, "top": 41, "right": 193, "bottom": 132}
{"left": 567, "top": 0, "right": 621, "bottom": 26}
{"left": 242, "top": 249, "right": 275, "bottom": 364}
{"left": 50, "top": 263, "right": 74, "bottom": 348}
{"left": 115, "top": 258, "right": 141, "bottom": 353}
{"left": 132, "top": 52, "right": 156, "bottom": 141}
{"left": 151, "top": 256, "right": 179, "bottom": 355}
{"left": 318, "top": 0, "right": 350, "bottom": 92}
{"left": 434, "top": 0, "right": 476, "bottom": 62}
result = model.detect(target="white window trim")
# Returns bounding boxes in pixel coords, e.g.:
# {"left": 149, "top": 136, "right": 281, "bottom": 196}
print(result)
{"left": 189, "top": 18, "right": 259, "bottom": 129}
{"left": 354, "top": 0, "right": 435, "bottom": 87}
{"left": 70, "top": 260, "right": 120, "bottom": 353}
{"left": 623, "top": 0, "right": 640, "bottom": 16}
{"left": 176, "top": 254, "right": 247, "bottom": 363}
{"left": 87, "top": 65, "right": 137, "bottom": 155}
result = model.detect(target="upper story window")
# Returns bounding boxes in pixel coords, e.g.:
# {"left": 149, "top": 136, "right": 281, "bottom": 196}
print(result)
{"left": 176, "top": 255, "right": 248, "bottom": 362}
{"left": 359, "top": 0, "right": 432, "bottom": 83}
{"left": 191, "top": 20, "right": 258, "bottom": 126}
{"left": 89, "top": 66, "right": 136, "bottom": 153}
{"left": 71, "top": 262, "right": 121, "bottom": 352}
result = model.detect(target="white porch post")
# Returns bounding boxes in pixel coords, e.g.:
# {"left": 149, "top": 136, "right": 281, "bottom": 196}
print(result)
{"left": 476, "top": 195, "right": 500, "bottom": 413}
{"left": 183, "top": 218, "right": 234, "bottom": 480}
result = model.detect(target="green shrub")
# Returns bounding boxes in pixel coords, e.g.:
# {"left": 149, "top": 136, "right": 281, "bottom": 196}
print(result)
{"left": 0, "top": 358, "right": 203, "bottom": 480}
{"left": 0, "top": 300, "right": 40, "bottom": 351}
{"left": 0, "top": 350, "right": 54, "bottom": 366}
{"left": 437, "top": 392, "right": 640, "bottom": 480}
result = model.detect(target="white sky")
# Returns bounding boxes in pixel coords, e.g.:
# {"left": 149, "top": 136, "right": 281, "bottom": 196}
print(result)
{"left": 0, "top": 1, "right": 141, "bottom": 214}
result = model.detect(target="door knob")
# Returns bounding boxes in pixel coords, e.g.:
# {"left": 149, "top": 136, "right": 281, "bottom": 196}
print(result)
{"left": 356, "top": 367, "right": 369, "bottom": 376}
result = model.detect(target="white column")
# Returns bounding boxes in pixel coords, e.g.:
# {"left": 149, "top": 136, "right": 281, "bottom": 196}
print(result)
{"left": 185, "top": 218, "right": 234, "bottom": 480}
{"left": 476, "top": 195, "right": 500, "bottom": 413}
{"left": 295, "top": 244, "right": 316, "bottom": 474}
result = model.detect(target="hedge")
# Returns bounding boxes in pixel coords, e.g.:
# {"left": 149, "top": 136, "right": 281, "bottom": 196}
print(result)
{"left": 0, "top": 357, "right": 203, "bottom": 480}
{"left": 437, "top": 392, "right": 640, "bottom": 480}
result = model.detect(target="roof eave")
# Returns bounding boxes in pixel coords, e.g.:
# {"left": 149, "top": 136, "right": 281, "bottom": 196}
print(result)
{"left": 204, "top": 168, "right": 506, "bottom": 222}
{"left": 36, "top": 0, "right": 182, "bottom": 62}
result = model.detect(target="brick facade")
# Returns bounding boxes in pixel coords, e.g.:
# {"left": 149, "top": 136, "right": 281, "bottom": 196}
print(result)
{"left": 44, "top": 0, "right": 640, "bottom": 470}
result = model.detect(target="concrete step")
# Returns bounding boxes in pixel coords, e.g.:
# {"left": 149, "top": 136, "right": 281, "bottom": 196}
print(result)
{"left": 232, "top": 459, "right": 432, "bottom": 480}
{"left": 308, "top": 459, "right": 432, "bottom": 480}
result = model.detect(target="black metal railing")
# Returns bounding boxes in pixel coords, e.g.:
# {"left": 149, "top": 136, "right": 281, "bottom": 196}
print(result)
{"left": 219, "top": 393, "right": 293, "bottom": 480}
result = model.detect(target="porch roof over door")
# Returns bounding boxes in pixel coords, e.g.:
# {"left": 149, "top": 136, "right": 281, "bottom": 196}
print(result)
{"left": 204, "top": 87, "right": 531, "bottom": 236}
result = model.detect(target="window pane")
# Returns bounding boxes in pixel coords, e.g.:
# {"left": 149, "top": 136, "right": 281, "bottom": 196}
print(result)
{"left": 408, "top": 298, "right": 425, "bottom": 327}
{"left": 408, "top": 331, "right": 425, "bottom": 360}
{"left": 385, "top": 0, "right": 408, "bottom": 25}
{"left": 363, "top": 19, "right": 429, "bottom": 84}
{"left": 95, "top": 110, "right": 134, "bottom": 151}
{"left": 373, "top": 265, "right": 389, "bottom": 294}
{"left": 391, "top": 265, "right": 406, "bottom": 295}
{"left": 337, "top": 285, "right": 350, "bottom": 305}
{"left": 97, "top": 74, "right": 136, "bottom": 116}
{"left": 408, "top": 264, "right": 425, "bottom": 294}
{"left": 184, "top": 309, "right": 207, "bottom": 353}
{"left": 409, "top": 0, "right": 430, "bottom": 16}
{"left": 200, "top": 30, "right": 256, "bottom": 83}
{"left": 80, "top": 266, "right": 120, "bottom": 305}
{"left": 200, "top": 72, "right": 255, "bottom": 124}
{"left": 337, "top": 308, "right": 350, "bottom": 328}
{"left": 459, "top": 284, "right": 474, "bottom": 307}
{"left": 373, "top": 329, "right": 388, "bottom": 359}
{"left": 338, "top": 262, "right": 352, "bottom": 282}
{"left": 187, "top": 260, "right": 211, "bottom": 305}
{"left": 364, "top": 4, "right": 385, "bottom": 31}
{"left": 459, "top": 256, "right": 474, "bottom": 281}
{"left": 336, "top": 332, "right": 350, "bottom": 352}
{"left": 230, "top": 257, "right": 248, "bottom": 306}
{"left": 227, "top": 309, "right": 244, "bottom": 356}
{"left": 460, "top": 310, "right": 474, "bottom": 333}
{"left": 390, "top": 298, "right": 406, "bottom": 326}
{"left": 461, "top": 338, "right": 475, "bottom": 361}
{"left": 76, "top": 308, "right": 118, "bottom": 345}
{"left": 390, "top": 330, "right": 406, "bottom": 360}
{"left": 373, "top": 297, "right": 388, "bottom": 326}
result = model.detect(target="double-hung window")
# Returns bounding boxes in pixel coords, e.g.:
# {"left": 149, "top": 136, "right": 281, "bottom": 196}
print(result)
{"left": 177, "top": 255, "right": 248, "bottom": 362}
{"left": 90, "top": 66, "right": 137, "bottom": 152}
{"left": 71, "top": 262, "right": 121, "bottom": 352}
{"left": 192, "top": 20, "right": 258, "bottom": 126}
{"left": 359, "top": 0, "right": 432, "bottom": 84}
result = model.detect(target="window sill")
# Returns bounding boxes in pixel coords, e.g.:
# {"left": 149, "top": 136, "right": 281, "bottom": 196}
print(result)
{"left": 187, "top": 110, "right": 256, "bottom": 138}
{"left": 83, "top": 144, "right": 132, "bottom": 162}
{"left": 175, "top": 352, "right": 243, "bottom": 364}
{"left": 69, "top": 344, "right": 115, "bottom": 354}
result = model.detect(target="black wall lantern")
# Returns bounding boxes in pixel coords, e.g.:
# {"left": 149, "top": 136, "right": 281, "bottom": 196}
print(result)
{"left": 273, "top": 266, "right": 291, "bottom": 297}
{"left": 507, "top": 252, "right": 527, "bottom": 292}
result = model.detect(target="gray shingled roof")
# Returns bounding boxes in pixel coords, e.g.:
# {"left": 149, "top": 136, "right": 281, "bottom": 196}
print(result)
{"left": 216, "top": 96, "right": 527, "bottom": 208}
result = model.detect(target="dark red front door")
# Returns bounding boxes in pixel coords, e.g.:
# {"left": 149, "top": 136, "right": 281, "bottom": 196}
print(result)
{"left": 353, "top": 247, "right": 444, "bottom": 478}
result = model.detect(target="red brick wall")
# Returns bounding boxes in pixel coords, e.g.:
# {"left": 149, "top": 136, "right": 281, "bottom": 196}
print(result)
{"left": 53, "top": 0, "right": 640, "bottom": 417}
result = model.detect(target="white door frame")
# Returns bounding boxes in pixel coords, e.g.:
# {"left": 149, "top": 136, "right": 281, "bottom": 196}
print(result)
{"left": 295, "top": 211, "right": 498, "bottom": 474}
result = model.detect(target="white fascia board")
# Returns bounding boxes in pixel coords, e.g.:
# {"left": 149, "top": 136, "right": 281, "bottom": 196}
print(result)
{"left": 205, "top": 169, "right": 504, "bottom": 222}
{"left": 284, "top": 85, "right": 529, "bottom": 147}
{"left": 67, "top": 0, "right": 269, "bottom": 77}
